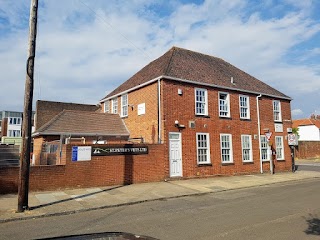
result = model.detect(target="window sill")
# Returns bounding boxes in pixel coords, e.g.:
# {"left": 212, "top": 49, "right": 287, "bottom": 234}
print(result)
{"left": 242, "top": 161, "right": 254, "bottom": 164}
{"left": 221, "top": 162, "right": 234, "bottom": 166}
{"left": 240, "top": 118, "right": 251, "bottom": 121}
{"left": 276, "top": 159, "right": 285, "bottom": 161}
{"left": 195, "top": 115, "right": 210, "bottom": 118}
{"left": 219, "top": 116, "right": 231, "bottom": 120}
{"left": 197, "top": 163, "right": 212, "bottom": 167}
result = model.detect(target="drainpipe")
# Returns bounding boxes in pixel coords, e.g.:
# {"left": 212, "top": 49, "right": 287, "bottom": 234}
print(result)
{"left": 256, "top": 94, "right": 263, "bottom": 173}
{"left": 157, "top": 78, "right": 161, "bottom": 144}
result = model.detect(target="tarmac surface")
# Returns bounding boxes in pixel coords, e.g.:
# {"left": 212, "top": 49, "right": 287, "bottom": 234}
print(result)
{"left": 1, "top": 159, "right": 320, "bottom": 223}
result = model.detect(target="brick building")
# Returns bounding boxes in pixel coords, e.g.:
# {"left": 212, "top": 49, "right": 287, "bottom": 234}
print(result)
{"left": 100, "top": 46, "right": 293, "bottom": 177}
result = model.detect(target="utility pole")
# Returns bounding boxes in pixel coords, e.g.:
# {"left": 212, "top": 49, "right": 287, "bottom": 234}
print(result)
{"left": 17, "top": 0, "right": 38, "bottom": 213}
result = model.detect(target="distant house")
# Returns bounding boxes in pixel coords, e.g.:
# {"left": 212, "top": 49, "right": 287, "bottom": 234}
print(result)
{"left": 100, "top": 46, "right": 293, "bottom": 177}
{"left": 292, "top": 117, "right": 320, "bottom": 141}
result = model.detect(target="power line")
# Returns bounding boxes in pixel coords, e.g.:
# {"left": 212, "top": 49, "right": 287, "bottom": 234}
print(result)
{"left": 78, "top": 0, "right": 152, "bottom": 60}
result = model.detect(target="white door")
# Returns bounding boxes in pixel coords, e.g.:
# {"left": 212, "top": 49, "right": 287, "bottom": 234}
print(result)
{"left": 169, "top": 132, "right": 182, "bottom": 177}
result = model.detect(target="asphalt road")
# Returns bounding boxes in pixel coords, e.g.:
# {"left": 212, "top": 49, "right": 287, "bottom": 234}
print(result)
{"left": 296, "top": 162, "right": 320, "bottom": 172}
{"left": 1, "top": 178, "right": 319, "bottom": 240}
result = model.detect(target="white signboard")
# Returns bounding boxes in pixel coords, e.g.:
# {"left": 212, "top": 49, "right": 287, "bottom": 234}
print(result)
{"left": 288, "top": 134, "right": 298, "bottom": 146}
{"left": 138, "top": 103, "right": 146, "bottom": 115}
{"left": 265, "top": 132, "right": 272, "bottom": 141}
{"left": 274, "top": 123, "right": 283, "bottom": 133}
{"left": 72, "top": 146, "right": 92, "bottom": 161}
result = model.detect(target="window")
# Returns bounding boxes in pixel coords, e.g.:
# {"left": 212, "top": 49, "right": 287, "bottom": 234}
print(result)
{"left": 220, "top": 134, "right": 233, "bottom": 163}
{"left": 219, "top": 92, "right": 230, "bottom": 117}
{"left": 275, "top": 136, "right": 284, "bottom": 160}
{"left": 196, "top": 133, "right": 210, "bottom": 164}
{"left": 9, "top": 117, "right": 21, "bottom": 125}
{"left": 8, "top": 130, "right": 21, "bottom": 137}
{"left": 121, "top": 94, "right": 128, "bottom": 117}
{"left": 273, "top": 100, "right": 281, "bottom": 122}
{"left": 239, "top": 95, "right": 250, "bottom": 119}
{"left": 104, "top": 101, "right": 110, "bottom": 113}
{"left": 195, "top": 88, "right": 208, "bottom": 115}
{"left": 260, "top": 136, "right": 268, "bottom": 161}
{"left": 111, "top": 98, "right": 118, "bottom": 114}
{"left": 241, "top": 135, "right": 253, "bottom": 162}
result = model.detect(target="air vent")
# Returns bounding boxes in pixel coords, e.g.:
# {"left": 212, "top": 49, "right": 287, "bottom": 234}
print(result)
{"left": 189, "top": 121, "right": 195, "bottom": 128}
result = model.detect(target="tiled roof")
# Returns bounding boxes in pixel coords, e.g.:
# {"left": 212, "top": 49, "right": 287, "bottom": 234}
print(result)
{"left": 293, "top": 119, "right": 320, "bottom": 129}
{"left": 101, "top": 46, "right": 290, "bottom": 100}
{"left": 32, "top": 110, "right": 129, "bottom": 137}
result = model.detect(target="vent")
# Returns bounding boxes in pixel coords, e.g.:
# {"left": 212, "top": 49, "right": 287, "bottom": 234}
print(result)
{"left": 189, "top": 121, "right": 195, "bottom": 128}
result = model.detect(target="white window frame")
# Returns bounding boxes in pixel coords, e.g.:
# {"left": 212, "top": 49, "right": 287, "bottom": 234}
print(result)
{"left": 273, "top": 100, "right": 282, "bottom": 122}
{"left": 195, "top": 88, "right": 208, "bottom": 116}
{"left": 260, "top": 135, "right": 269, "bottom": 161}
{"left": 9, "top": 117, "right": 22, "bottom": 125}
{"left": 239, "top": 95, "right": 250, "bottom": 119}
{"left": 104, "top": 100, "right": 110, "bottom": 113}
{"left": 8, "top": 130, "right": 21, "bottom": 137}
{"left": 196, "top": 133, "right": 211, "bottom": 164}
{"left": 241, "top": 135, "right": 253, "bottom": 162}
{"left": 275, "top": 136, "right": 284, "bottom": 160}
{"left": 220, "top": 134, "right": 233, "bottom": 163}
{"left": 111, "top": 98, "right": 118, "bottom": 114}
{"left": 121, "top": 94, "right": 128, "bottom": 117}
{"left": 219, "top": 92, "right": 230, "bottom": 118}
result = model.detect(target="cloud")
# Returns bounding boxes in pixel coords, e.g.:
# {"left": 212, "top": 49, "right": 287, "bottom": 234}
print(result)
{"left": 291, "top": 109, "right": 304, "bottom": 118}
{"left": 0, "top": 0, "right": 319, "bottom": 119}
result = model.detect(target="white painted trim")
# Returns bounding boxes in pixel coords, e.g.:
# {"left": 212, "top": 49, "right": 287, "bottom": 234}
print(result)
{"left": 195, "top": 88, "right": 208, "bottom": 116}
{"left": 196, "top": 132, "right": 211, "bottom": 164}
{"left": 239, "top": 95, "right": 250, "bottom": 120}
{"left": 218, "top": 91, "right": 231, "bottom": 118}
{"left": 220, "top": 133, "right": 233, "bottom": 163}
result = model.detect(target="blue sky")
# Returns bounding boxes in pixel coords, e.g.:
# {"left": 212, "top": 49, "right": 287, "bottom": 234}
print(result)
{"left": 0, "top": 0, "right": 319, "bottom": 119}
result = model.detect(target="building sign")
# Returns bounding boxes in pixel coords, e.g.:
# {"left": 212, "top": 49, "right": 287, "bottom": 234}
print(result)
{"left": 265, "top": 132, "right": 272, "bottom": 141}
{"left": 274, "top": 123, "right": 283, "bottom": 132}
{"left": 72, "top": 146, "right": 92, "bottom": 161}
{"left": 138, "top": 103, "right": 146, "bottom": 115}
{"left": 288, "top": 134, "right": 298, "bottom": 146}
{"left": 92, "top": 145, "right": 149, "bottom": 156}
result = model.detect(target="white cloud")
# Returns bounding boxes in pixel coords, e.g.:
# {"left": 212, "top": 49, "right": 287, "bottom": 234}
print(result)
{"left": 0, "top": 0, "right": 319, "bottom": 119}
{"left": 291, "top": 109, "right": 304, "bottom": 118}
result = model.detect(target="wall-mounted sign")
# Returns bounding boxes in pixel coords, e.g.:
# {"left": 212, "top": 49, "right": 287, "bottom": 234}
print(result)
{"left": 72, "top": 146, "right": 92, "bottom": 161}
{"left": 274, "top": 123, "right": 283, "bottom": 132}
{"left": 288, "top": 134, "right": 298, "bottom": 146}
{"left": 92, "top": 145, "right": 148, "bottom": 156}
{"left": 138, "top": 103, "right": 146, "bottom": 115}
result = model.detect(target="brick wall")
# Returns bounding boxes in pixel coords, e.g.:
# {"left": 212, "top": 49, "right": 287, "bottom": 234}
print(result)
{"left": 162, "top": 80, "right": 292, "bottom": 177}
{"left": 0, "top": 143, "right": 166, "bottom": 194}
{"left": 295, "top": 141, "right": 320, "bottom": 159}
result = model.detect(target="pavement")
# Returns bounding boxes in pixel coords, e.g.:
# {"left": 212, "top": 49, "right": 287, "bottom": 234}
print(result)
{"left": 1, "top": 158, "right": 320, "bottom": 223}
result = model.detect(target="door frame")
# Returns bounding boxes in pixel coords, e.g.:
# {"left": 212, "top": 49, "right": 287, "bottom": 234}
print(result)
{"left": 169, "top": 132, "right": 183, "bottom": 177}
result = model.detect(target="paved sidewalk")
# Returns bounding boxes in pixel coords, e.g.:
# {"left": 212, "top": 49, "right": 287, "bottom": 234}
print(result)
{"left": 1, "top": 170, "right": 320, "bottom": 223}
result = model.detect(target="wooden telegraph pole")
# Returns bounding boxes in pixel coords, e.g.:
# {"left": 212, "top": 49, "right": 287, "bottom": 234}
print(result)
{"left": 17, "top": 0, "right": 38, "bottom": 212}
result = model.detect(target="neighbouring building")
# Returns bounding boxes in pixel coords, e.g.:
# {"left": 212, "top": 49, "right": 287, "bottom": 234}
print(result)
{"left": 0, "top": 110, "right": 35, "bottom": 145}
{"left": 293, "top": 117, "right": 320, "bottom": 141}
{"left": 100, "top": 46, "right": 293, "bottom": 178}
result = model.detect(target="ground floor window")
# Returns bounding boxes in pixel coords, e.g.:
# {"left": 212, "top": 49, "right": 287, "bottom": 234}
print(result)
{"left": 220, "top": 134, "right": 233, "bottom": 163}
{"left": 260, "top": 136, "right": 268, "bottom": 161}
{"left": 275, "top": 136, "right": 284, "bottom": 160}
{"left": 8, "top": 130, "right": 21, "bottom": 137}
{"left": 241, "top": 135, "right": 253, "bottom": 162}
{"left": 196, "top": 133, "right": 210, "bottom": 164}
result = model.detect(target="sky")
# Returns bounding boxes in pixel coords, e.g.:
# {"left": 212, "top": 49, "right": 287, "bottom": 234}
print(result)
{"left": 0, "top": 0, "right": 319, "bottom": 119}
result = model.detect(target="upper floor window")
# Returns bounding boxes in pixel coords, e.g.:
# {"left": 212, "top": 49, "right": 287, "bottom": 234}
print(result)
{"left": 275, "top": 136, "right": 284, "bottom": 160}
{"left": 9, "top": 117, "right": 21, "bottom": 125}
{"left": 241, "top": 135, "right": 253, "bottom": 162}
{"left": 196, "top": 133, "right": 211, "bottom": 164}
{"left": 220, "top": 134, "right": 233, "bottom": 163}
{"left": 121, "top": 94, "right": 128, "bottom": 117}
{"left": 219, "top": 92, "right": 230, "bottom": 117}
{"left": 104, "top": 100, "right": 110, "bottom": 113}
{"left": 195, "top": 88, "right": 208, "bottom": 115}
{"left": 273, "top": 100, "right": 282, "bottom": 122}
{"left": 111, "top": 98, "right": 118, "bottom": 114}
{"left": 239, "top": 95, "right": 250, "bottom": 119}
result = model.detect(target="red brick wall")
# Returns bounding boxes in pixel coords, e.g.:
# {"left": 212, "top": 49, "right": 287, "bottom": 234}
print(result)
{"left": 0, "top": 143, "right": 166, "bottom": 194}
{"left": 295, "top": 141, "right": 320, "bottom": 159}
{"left": 162, "top": 80, "right": 292, "bottom": 177}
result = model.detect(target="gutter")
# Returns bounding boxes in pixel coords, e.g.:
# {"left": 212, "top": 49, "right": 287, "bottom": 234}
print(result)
{"left": 256, "top": 94, "right": 263, "bottom": 174}
{"left": 158, "top": 78, "right": 161, "bottom": 143}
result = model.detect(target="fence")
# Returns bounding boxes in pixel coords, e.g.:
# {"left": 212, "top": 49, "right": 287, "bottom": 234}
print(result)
{"left": 295, "top": 141, "right": 320, "bottom": 159}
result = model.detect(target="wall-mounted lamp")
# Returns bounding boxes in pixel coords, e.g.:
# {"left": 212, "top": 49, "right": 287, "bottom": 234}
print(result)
{"left": 128, "top": 104, "right": 134, "bottom": 110}
{"left": 174, "top": 120, "right": 185, "bottom": 129}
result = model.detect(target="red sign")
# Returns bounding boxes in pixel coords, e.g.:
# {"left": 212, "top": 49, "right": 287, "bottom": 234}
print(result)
{"left": 265, "top": 132, "right": 272, "bottom": 141}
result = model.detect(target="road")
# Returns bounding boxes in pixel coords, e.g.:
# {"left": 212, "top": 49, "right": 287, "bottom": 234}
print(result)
{"left": 296, "top": 161, "right": 320, "bottom": 172}
{"left": 0, "top": 178, "right": 319, "bottom": 240}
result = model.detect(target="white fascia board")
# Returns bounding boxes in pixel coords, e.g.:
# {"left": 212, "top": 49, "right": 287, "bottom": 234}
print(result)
{"left": 101, "top": 75, "right": 292, "bottom": 102}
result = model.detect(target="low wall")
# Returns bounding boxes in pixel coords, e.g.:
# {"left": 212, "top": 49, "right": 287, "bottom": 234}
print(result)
{"left": 0, "top": 143, "right": 167, "bottom": 194}
{"left": 295, "top": 141, "right": 320, "bottom": 159}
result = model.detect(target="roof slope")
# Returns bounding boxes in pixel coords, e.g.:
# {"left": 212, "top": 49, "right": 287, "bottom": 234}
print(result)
{"left": 102, "top": 46, "right": 290, "bottom": 100}
{"left": 293, "top": 119, "right": 320, "bottom": 129}
{"left": 33, "top": 110, "right": 129, "bottom": 137}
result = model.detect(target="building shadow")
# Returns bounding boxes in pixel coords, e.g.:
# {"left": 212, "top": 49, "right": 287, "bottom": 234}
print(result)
{"left": 29, "top": 185, "right": 123, "bottom": 210}
{"left": 304, "top": 213, "right": 320, "bottom": 235}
